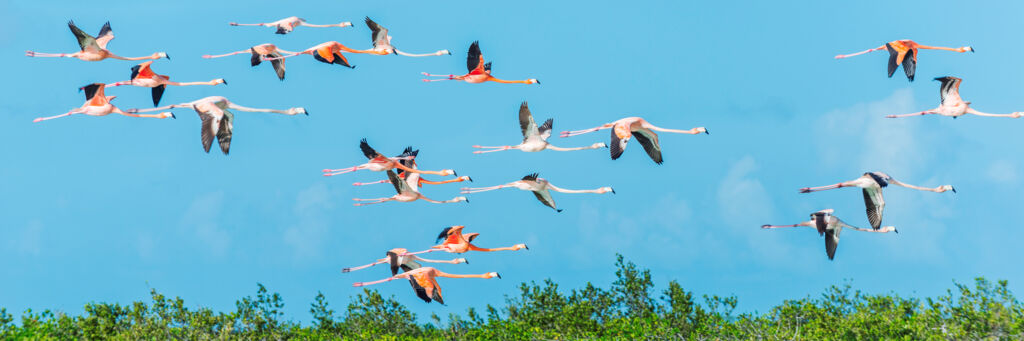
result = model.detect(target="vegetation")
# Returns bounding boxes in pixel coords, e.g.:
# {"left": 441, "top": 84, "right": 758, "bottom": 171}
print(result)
{"left": 2, "top": 255, "right": 1022, "bottom": 339}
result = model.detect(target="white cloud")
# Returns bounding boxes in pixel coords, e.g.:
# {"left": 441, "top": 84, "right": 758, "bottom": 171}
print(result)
{"left": 283, "top": 183, "right": 334, "bottom": 260}
{"left": 180, "top": 191, "right": 231, "bottom": 257}
{"left": 985, "top": 159, "right": 1018, "bottom": 185}
{"left": 12, "top": 220, "right": 44, "bottom": 256}
{"left": 717, "top": 155, "right": 774, "bottom": 227}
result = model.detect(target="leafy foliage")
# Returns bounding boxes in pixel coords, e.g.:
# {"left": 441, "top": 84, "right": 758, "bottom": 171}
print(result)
{"left": 2, "top": 255, "right": 1022, "bottom": 339}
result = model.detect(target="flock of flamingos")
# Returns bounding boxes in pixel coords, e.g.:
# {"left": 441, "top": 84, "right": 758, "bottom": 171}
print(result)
{"left": 24, "top": 16, "right": 1008, "bottom": 305}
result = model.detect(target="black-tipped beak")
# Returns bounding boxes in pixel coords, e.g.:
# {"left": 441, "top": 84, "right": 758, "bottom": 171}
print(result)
{"left": 951, "top": 187, "right": 957, "bottom": 193}
{"left": 894, "top": 229, "right": 899, "bottom": 234}
{"left": 170, "top": 113, "right": 176, "bottom": 119}
{"left": 447, "top": 50, "right": 452, "bottom": 55}
{"left": 223, "top": 79, "right": 228, "bottom": 85}
{"left": 467, "top": 176, "right": 473, "bottom": 182}
{"left": 704, "top": 129, "right": 710, "bottom": 135}
{"left": 496, "top": 273, "right": 502, "bottom": 279}
{"left": 304, "top": 110, "right": 309, "bottom": 116}
{"left": 524, "top": 245, "right": 529, "bottom": 250}
{"left": 452, "top": 170, "right": 458, "bottom": 177}
{"left": 165, "top": 54, "right": 171, "bottom": 60}
{"left": 611, "top": 188, "right": 616, "bottom": 194}
{"left": 342, "top": 268, "right": 350, "bottom": 273}
{"left": 536, "top": 80, "right": 541, "bottom": 84}
{"left": 464, "top": 198, "right": 470, "bottom": 203}
{"left": 464, "top": 259, "right": 469, "bottom": 264}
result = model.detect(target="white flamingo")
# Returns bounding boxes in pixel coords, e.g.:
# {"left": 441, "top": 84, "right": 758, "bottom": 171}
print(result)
{"left": 799, "top": 172, "right": 954, "bottom": 230}
{"left": 229, "top": 16, "right": 352, "bottom": 34}
{"left": 561, "top": 117, "right": 708, "bottom": 164}
{"left": 461, "top": 173, "right": 613, "bottom": 212}
{"left": 473, "top": 102, "right": 606, "bottom": 154}
{"left": 887, "top": 77, "right": 1022, "bottom": 119}
{"left": 762, "top": 209, "right": 897, "bottom": 260}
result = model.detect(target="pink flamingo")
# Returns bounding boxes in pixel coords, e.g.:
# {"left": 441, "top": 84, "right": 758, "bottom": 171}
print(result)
{"left": 405, "top": 226, "right": 528, "bottom": 255}
{"left": 342, "top": 248, "right": 467, "bottom": 275}
{"left": 352, "top": 147, "right": 472, "bottom": 186}
{"left": 461, "top": 173, "right": 613, "bottom": 212}
{"left": 26, "top": 21, "right": 168, "bottom": 62}
{"left": 356, "top": 17, "right": 450, "bottom": 57}
{"left": 886, "top": 77, "right": 1022, "bottom": 119}
{"left": 762, "top": 209, "right": 897, "bottom": 260}
{"left": 106, "top": 61, "right": 226, "bottom": 106}
{"left": 352, "top": 267, "right": 500, "bottom": 305}
{"left": 473, "top": 101, "right": 607, "bottom": 154}
{"left": 261, "top": 41, "right": 358, "bottom": 69}
{"left": 835, "top": 40, "right": 973, "bottom": 81}
{"left": 799, "top": 172, "right": 954, "bottom": 230}
{"left": 422, "top": 41, "right": 539, "bottom": 84}
{"left": 561, "top": 117, "right": 708, "bottom": 164}
{"left": 352, "top": 170, "right": 468, "bottom": 206}
{"left": 33, "top": 83, "right": 174, "bottom": 123}
{"left": 202, "top": 44, "right": 297, "bottom": 80}
{"left": 323, "top": 140, "right": 456, "bottom": 177}
{"left": 229, "top": 16, "right": 352, "bottom": 34}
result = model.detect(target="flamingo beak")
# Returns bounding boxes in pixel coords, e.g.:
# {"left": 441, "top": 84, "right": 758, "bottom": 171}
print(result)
{"left": 894, "top": 229, "right": 899, "bottom": 234}
{"left": 304, "top": 110, "right": 309, "bottom": 116}
{"left": 611, "top": 188, "right": 616, "bottom": 194}
{"left": 951, "top": 187, "right": 957, "bottom": 193}
{"left": 222, "top": 79, "right": 228, "bottom": 85}
{"left": 165, "top": 54, "right": 171, "bottom": 60}
{"left": 524, "top": 245, "right": 530, "bottom": 250}
{"left": 496, "top": 273, "right": 502, "bottom": 279}
{"left": 704, "top": 129, "right": 710, "bottom": 135}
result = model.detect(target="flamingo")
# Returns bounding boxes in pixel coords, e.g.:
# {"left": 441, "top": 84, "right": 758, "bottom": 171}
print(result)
{"left": 323, "top": 140, "right": 457, "bottom": 177}
{"left": 106, "top": 61, "right": 226, "bottom": 106}
{"left": 422, "top": 41, "right": 539, "bottom": 84}
{"left": 473, "top": 102, "right": 607, "bottom": 154}
{"left": 261, "top": 41, "right": 357, "bottom": 69}
{"left": 342, "top": 248, "right": 467, "bottom": 275}
{"left": 560, "top": 117, "right": 708, "bottom": 164}
{"left": 835, "top": 40, "right": 973, "bottom": 81}
{"left": 353, "top": 17, "right": 450, "bottom": 57}
{"left": 886, "top": 77, "right": 1022, "bottom": 119}
{"left": 352, "top": 147, "right": 472, "bottom": 186}
{"left": 762, "top": 209, "right": 897, "bottom": 260}
{"left": 461, "top": 173, "right": 613, "bottom": 212}
{"left": 799, "top": 172, "right": 955, "bottom": 230}
{"left": 352, "top": 267, "right": 500, "bottom": 305}
{"left": 33, "top": 83, "right": 174, "bottom": 123}
{"left": 26, "top": 21, "right": 169, "bottom": 62}
{"left": 352, "top": 170, "right": 468, "bottom": 206}
{"left": 127, "top": 96, "right": 307, "bottom": 154}
{"left": 405, "top": 226, "right": 528, "bottom": 255}
{"left": 202, "top": 44, "right": 297, "bottom": 80}
{"left": 229, "top": 16, "right": 352, "bottom": 34}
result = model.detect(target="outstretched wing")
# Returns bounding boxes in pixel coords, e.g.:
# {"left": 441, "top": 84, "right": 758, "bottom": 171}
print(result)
{"left": 387, "top": 251, "right": 401, "bottom": 275}
{"left": 901, "top": 49, "right": 916, "bottom": 81}
{"left": 386, "top": 170, "right": 409, "bottom": 194}
{"left": 531, "top": 189, "right": 559, "bottom": 212}
{"left": 198, "top": 110, "right": 220, "bottom": 154}
{"left": 467, "top": 41, "right": 484, "bottom": 73}
{"left": 862, "top": 188, "right": 885, "bottom": 230}
{"left": 408, "top": 277, "right": 432, "bottom": 303}
{"left": 631, "top": 128, "right": 663, "bottom": 164}
{"left": 538, "top": 119, "right": 553, "bottom": 141}
{"left": 435, "top": 227, "right": 453, "bottom": 243}
{"left": 95, "top": 22, "right": 114, "bottom": 49}
{"left": 68, "top": 21, "right": 98, "bottom": 52}
{"left": 365, "top": 17, "right": 388, "bottom": 48}
{"left": 935, "top": 76, "right": 963, "bottom": 106}
{"left": 518, "top": 101, "right": 538, "bottom": 138}
{"left": 216, "top": 110, "right": 234, "bottom": 155}
{"left": 80, "top": 83, "right": 104, "bottom": 101}
{"left": 610, "top": 129, "right": 628, "bottom": 160}
{"left": 825, "top": 224, "right": 841, "bottom": 260}
{"left": 359, "top": 139, "right": 380, "bottom": 160}
{"left": 885, "top": 42, "right": 902, "bottom": 78}
{"left": 150, "top": 84, "right": 166, "bottom": 107}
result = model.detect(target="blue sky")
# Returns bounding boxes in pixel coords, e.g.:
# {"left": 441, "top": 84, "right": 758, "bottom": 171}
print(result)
{"left": 2, "top": 0, "right": 1024, "bottom": 323}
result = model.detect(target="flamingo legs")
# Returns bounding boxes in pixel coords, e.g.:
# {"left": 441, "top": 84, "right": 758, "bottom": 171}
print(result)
{"left": 342, "top": 260, "right": 387, "bottom": 273}
{"left": 395, "top": 49, "right": 450, "bottom": 57}
{"left": 461, "top": 184, "right": 516, "bottom": 194}
{"left": 25, "top": 51, "right": 77, "bottom": 58}
{"left": 324, "top": 165, "right": 369, "bottom": 176}
{"left": 203, "top": 50, "right": 250, "bottom": 58}
{"left": 834, "top": 46, "right": 886, "bottom": 59}
{"left": 419, "top": 196, "right": 467, "bottom": 204}
{"left": 546, "top": 143, "right": 607, "bottom": 151}
{"left": 33, "top": 110, "right": 83, "bottom": 122}
{"left": 422, "top": 72, "right": 463, "bottom": 82}
{"left": 798, "top": 182, "right": 853, "bottom": 193}
{"left": 761, "top": 223, "right": 811, "bottom": 229}
{"left": 473, "top": 145, "right": 520, "bottom": 154}
{"left": 352, "top": 197, "right": 395, "bottom": 206}
{"left": 33, "top": 109, "right": 173, "bottom": 122}
{"left": 352, "top": 275, "right": 403, "bottom": 287}
{"left": 352, "top": 179, "right": 390, "bottom": 186}
{"left": 560, "top": 125, "right": 612, "bottom": 137}
{"left": 887, "top": 110, "right": 940, "bottom": 118}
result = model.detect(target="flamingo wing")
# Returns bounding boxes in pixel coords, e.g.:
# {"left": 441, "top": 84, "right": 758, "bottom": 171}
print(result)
{"left": 365, "top": 17, "right": 388, "bottom": 48}
{"left": 216, "top": 110, "right": 235, "bottom": 155}
{"left": 467, "top": 41, "right": 485, "bottom": 73}
{"left": 531, "top": 189, "right": 559, "bottom": 212}
{"left": 435, "top": 226, "right": 454, "bottom": 243}
{"left": 151, "top": 85, "right": 166, "bottom": 106}
{"left": 386, "top": 170, "right": 410, "bottom": 194}
{"left": 538, "top": 119, "right": 553, "bottom": 141}
{"left": 95, "top": 22, "right": 114, "bottom": 49}
{"left": 79, "top": 83, "right": 104, "bottom": 102}
{"left": 426, "top": 277, "right": 444, "bottom": 305}
{"left": 387, "top": 251, "right": 401, "bottom": 275}
{"left": 359, "top": 139, "right": 381, "bottom": 160}
{"left": 824, "top": 223, "right": 841, "bottom": 260}
{"left": 631, "top": 128, "right": 663, "bottom": 164}
{"left": 463, "top": 233, "right": 480, "bottom": 243}
{"left": 518, "top": 101, "right": 540, "bottom": 138}
{"left": 269, "top": 57, "right": 286, "bottom": 80}
{"left": 68, "top": 21, "right": 99, "bottom": 52}
{"left": 901, "top": 49, "right": 916, "bottom": 81}
{"left": 402, "top": 259, "right": 422, "bottom": 272}
{"left": 885, "top": 43, "right": 904, "bottom": 78}
{"left": 198, "top": 110, "right": 221, "bottom": 154}
{"left": 408, "top": 277, "right": 433, "bottom": 303}
{"left": 609, "top": 129, "right": 628, "bottom": 160}
{"left": 812, "top": 212, "right": 828, "bottom": 236}
{"left": 862, "top": 188, "right": 885, "bottom": 230}
{"left": 395, "top": 147, "right": 418, "bottom": 177}
{"left": 935, "top": 76, "right": 963, "bottom": 106}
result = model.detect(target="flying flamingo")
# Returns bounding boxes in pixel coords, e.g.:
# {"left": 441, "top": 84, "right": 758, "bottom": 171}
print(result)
{"left": 762, "top": 209, "right": 897, "bottom": 260}
{"left": 352, "top": 170, "right": 468, "bottom": 206}
{"left": 353, "top": 17, "right": 450, "bottom": 57}
{"left": 26, "top": 21, "right": 169, "bottom": 62}
{"left": 473, "top": 102, "right": 607, "bottom": 154}
{"left": 799, "top": 172, "right": 955, "bottom": 230}
{"left": 461, "top": 173, "right": 613, "bottom": 212}
{"left": 229, "top": 16, "right": 352, "bottom": 34}
{"left": 261, "top": 41, "right": 358, "bottom": 69}
{"left": 127, "top": 96, "right": 307, "bottom": 154}
{"left": 352, "top": 147, "right": 472, "bottom": 186}
{"left": 342, "top": 248, "right": 467, "bottom": 275}
{"left": 202, "top": 44, "right": 297, "bottom": 80}
{"left": 323, "top": 140, "right": 456, "bottom": 177}
{"left": 886, "top": 77, "right": 1022, "bottom": 119}
{"left": 422, "top": 41, "right": 539, "bottom": 84}
{"left": 106, "top": 61, "right": 226, "bottom": 106}
{"left": 405, "top": 226, "right": 528, "bottom": 255}
{"left": 835, "top": 40, "right": 973, "bottom": 81}
{"left": 352, "top": 267, "right": 500, "bottom": 305}
{"left": 33, "top": 83, "right": 174, "bottom": 123}
{"left": 560, "top": 117, "right": 708, "bottom": 164}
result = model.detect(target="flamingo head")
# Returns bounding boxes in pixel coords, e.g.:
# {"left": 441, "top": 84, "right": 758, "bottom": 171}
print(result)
{"left": 599, "top": 187, "right": 615, "bottom": 194}
{"left": 1011, "top": 112, "right": 1022, "bottom": 119}
{"left": 455, "top": 196, "right": 469, "bottom": 203}
{"left": 486, "top": 272, "right": 501, "bottom": 279}
{"left": 341, "top": 21, "right": 354, "bottom": 27}
{"left": 593, "top": 142, "right": 608, "bottom": 148}
{"left": 437, "top": 49, "right": 452, "bottom": 56}
{"left": 159, "top": 112, "right": 175, "bottom": 119}
{"left": 214, "top": 79, "right": 227, "bottom": 85}
{"left": 527, "top": 79, "right": 540, "bottom": 85}
{"left": 941, "top": 185, "right": 956, "bottom": 193}
{"left": 289, "top": 107, "right": 308, "bottom": 116}
{"left": 880, "top": 226, "right": 898, "bottom": 233}
{"left": 441, "top": 169, "right": 457, "bottom": 176}
{"left": 697, "top": 127, "right": 709, "bottom": 134}
{"left": 962, "top": 46, "right": 974, "bottom": 53}
{"left": 459, "top": 175, "right": 473, "bottom": 182}
{"left": 156, "top": 52, "right": 170, "bottom": 60}
{"left": 515, "top": 244, "right": 528, "bottom": 251}
{"left": 456, "top": 258, "right": 469, "bottom": 264}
